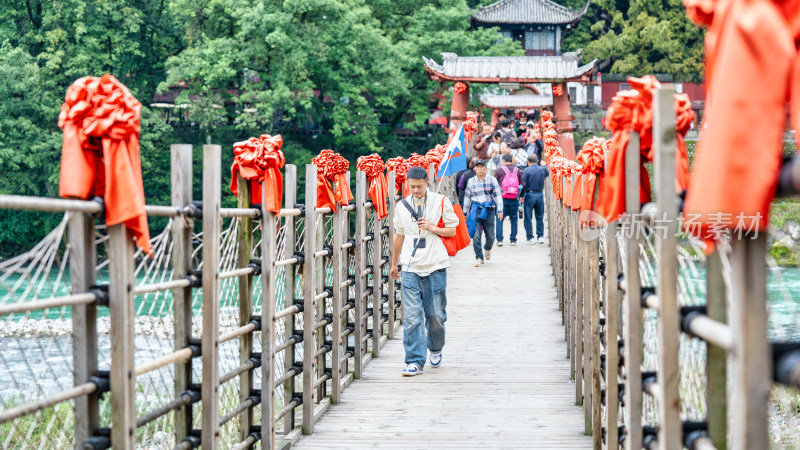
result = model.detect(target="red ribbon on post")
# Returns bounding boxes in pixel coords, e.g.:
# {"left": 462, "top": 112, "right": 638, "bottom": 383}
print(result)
{"left": 356, "top": 154, "right": 388, "bottom": 219}
{"left": 407, "top": 153, "right": 429, "bottom": 169}
{"left": 58, "top": 74, "right": 151, "bottom": 255}
{"left": 230, "top": 134, "right": 285, "bottom": 213}
{"left": 576, "top": 137, "right": 608, "bottom": 212}
{"left": 312, "top": 149, "right": 353, "bottom": 211}
{"left": 386, "top": 156, "right": 411, "bottom": 198}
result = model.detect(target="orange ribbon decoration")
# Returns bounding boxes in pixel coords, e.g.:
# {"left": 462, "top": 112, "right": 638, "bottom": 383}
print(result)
{"left": 356, "top": 154, "right": 388, "bottom": 219}
{"left": 425, "top": 149, "right": 444, "bottom": 175}
{"left": 464, "top": 111, "right": 480, "bottom": 141}
{"left": 682, "top": 0, "right": 800, "bottom": 238}
{"left": 575, "top": 137, "right": 608, "bottom": 212}
{"left": 312, "top": 149, "right": 353, "bottom": 212}
{"left": 386, "top": 156, "right": 411, "bottom": 198}
{"left": 58, "top": 74, "right": 151, "bottom": 254}
{"left": 595, "top": 76, "right": 694, "bottom": 223}
{"left": 407, "top": 153, "right": 429, "bottom": 169}
{"left": 230, "top": 134, "right": 285, "bottom": 213}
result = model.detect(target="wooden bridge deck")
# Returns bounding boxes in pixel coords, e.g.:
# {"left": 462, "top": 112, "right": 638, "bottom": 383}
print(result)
{"left": 294, "top": 222, "right": 592, "bottom": 449}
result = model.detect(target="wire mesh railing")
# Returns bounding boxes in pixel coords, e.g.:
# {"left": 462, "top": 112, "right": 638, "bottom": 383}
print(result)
{"left": 0, "top": 144, "right": 403, "bottom": 449}
{"left": 547, "top": 87, "right": 800, "bottom": 450}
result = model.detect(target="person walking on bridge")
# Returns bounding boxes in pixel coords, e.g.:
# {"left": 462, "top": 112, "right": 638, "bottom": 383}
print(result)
{"left": 522, "top": 154, "right": 549, "bottom": 244}
{"left": 390, "top": 167, "right": 459, "bottom": 376}
{"left": 463, "top": 159, "right": 503, "bottom": 267}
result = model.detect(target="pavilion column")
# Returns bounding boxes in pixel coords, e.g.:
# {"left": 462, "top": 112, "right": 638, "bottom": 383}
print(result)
{"left": 450, "top": 82, "right": 470, "bottom": 129}
{"left": 552, "top": 81, "right": 576, "bottom": 160}
{"left": 490, "top": 108, "right": 500, "bottom": 130}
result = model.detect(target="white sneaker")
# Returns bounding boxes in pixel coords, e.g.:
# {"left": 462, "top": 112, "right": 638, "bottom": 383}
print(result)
{"left": 485, "top": 250, "right": 491, "bottom": 260}
{"left": 475, "top": 258, "right": 484, "bottom": 267}
{"left": 402, "top": 363, "right": 423, "bottom": 376}
{"left": 537, "top": 237, "right": 545, "bottom": 244}
{"left": 497, "top": 241, "right": 503, "bottom": 247}
{"left": 510, "top": 241, "right": 517, "bottom": 246}
{"left": 526, "top": 238, "right": 535, "bottom": 244}
{"left": 429, "top": 352, "right": 442, "bottom": 368}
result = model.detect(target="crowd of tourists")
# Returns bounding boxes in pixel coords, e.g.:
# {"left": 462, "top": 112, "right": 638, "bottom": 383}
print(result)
{"left": 457, "top": 111, "right": 549, "bottom": 266}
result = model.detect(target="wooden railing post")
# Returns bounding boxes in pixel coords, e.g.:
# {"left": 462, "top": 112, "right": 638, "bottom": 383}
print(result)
{"left": 623, "top": 131, "right": 643, "bottom": 450}
{"left": 260, "top": 181, "right": 278, "bottom": 449}
{"left": 730, "top": 234, "right": 770, "bottom": 450}
{"left": 201, "top": 144, "right": 222, "bottom": 450}
{"left": 590, "top": 237, "right": 602, "bottom": 448}
{"left": 331, "top": 185, "right": 345, "bottom": 404}
{"left": 282, "top": 165, "right": 297, "bottom": 435}
{"left": 236, "top": 171, "right": 255, "bottom": 442}
{"left": 386, "top": 171, "right": 398, "bottom": 339}
{"left": 70, "top": 209, "right": 98, "bottom": 446}
{"left": 372, "top": 187, "right": 384, "bottom": 357}
{"left": 353, "top": 171, "right": 367, "bottom": 379}
{"left": 706, "top": 249, "right": 727, "bottom": 449}
{"left": 653, "top": 87, "right": 681, "bottom": 449}
{"left": 574, "top": 179, "right": 584, "bottom": 407}
{"left": 108, "top": 223, "right": 135, "bottom": 448}
{"left": 302, "top": 164, "right": 318, "bottom": 435}
{"left": 171, "top": 144, "right": 194, "bottom": 443}
{"left": 604, "top": 222, "right": 621, "bottom": 448}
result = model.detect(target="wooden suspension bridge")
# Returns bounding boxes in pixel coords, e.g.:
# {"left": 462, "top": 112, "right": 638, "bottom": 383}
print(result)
{"left": 1, "top": 89, "right": 799, "bottom": 450}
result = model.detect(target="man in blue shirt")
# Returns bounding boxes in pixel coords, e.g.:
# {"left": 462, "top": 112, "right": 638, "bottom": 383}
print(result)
{"left": 521, "top": 154, "right": 549, "bottom": 244}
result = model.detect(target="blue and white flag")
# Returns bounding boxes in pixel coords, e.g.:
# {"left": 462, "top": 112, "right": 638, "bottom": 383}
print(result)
{"left": 436, "top": 124, "right": 467, "bottom": 179}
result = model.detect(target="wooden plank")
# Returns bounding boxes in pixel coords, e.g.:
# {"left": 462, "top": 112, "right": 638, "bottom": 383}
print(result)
{"left": 653, "top": 87, "right": 681, "bottom": 450}
{"left": 353, "top": 171, "right": 367, "bottom": 379}
{"left": 292, "top": 230, "right": 591, "bottom": 449}
{"left": 108, "top": 224, "right": 135, "bottom": 448}
{"left": 623, "top": 131, "right": 643, "bottom": 450}
{"left": 386, "top": 171, "right": 397, "bottom": 340}
{"left": 574, "top": 203, "right": 584, "bottom": 407}
{"left": 170, "top": 143, "right": 194, "bottom": 442}
{"left": 201, "top": 144, "right": 222, "bottom": 450}
{"left": 705, "top": 249, "right": 727, "bottom": 450}
{"left": 729, "top": 234, "right": 770, "bottom": 450}
{"left": 236, "top": 171, "right": 255, "bottom": 442}
{"left": 283, "top": 165, "right": 298, "bottom": 434}
{"left": 303, "top": 164, "right": 318, "bottom": 435}
{"left": 604, "top": 223, "right": 621, "bottom": 448}
{"left": 583, "top": 224, "right": 592, "bottom": 433}
{"left": 69, "top": 210, "right": 98, "bottom": 446}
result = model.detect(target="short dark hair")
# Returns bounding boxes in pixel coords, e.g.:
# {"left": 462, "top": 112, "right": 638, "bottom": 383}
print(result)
{"left": 502, "top": 154, "right": 513, "bottom": 163}
{"left": 492, "top": 131, "right": 502, "bottom": 139}
{"left": 528, "top": 154, "right": 539, "bottom": 164}
{"left": 500, "top": 118, "right": 510, "bottom": 128}
{"left": 407, "top": 166, "right": 428, "bottom": 181}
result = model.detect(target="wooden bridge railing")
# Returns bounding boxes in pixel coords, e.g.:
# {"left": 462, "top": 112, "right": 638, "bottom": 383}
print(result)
{"left": 0, "top": 144, "right": 406, "bottom": 449}
{"left": 546, "top": 88, "right": 800, "bottom": 450}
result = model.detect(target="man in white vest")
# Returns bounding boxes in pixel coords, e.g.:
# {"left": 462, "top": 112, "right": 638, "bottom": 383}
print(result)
{"left": 390, "top": 166, "right": 458, "bottom": 376}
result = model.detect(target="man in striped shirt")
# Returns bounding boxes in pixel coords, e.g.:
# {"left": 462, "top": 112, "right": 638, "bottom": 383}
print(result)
{"left": 463, "top": 159, "right": 504, "bottom": 266}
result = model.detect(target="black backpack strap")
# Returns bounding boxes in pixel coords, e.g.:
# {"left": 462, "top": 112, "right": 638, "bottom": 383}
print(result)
{"left": 400, "top": 198, "right": 419, "bottom": 221}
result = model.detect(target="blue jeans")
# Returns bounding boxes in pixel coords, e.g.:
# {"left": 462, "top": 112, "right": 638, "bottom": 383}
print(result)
{"left": 496, "top": 198, "right": 519, "bottom": 243}
{"left": 523, "top": 191, "right": 545, "bottom": 239}
{"left": 472, "top": 207, "right": 496, "bottom": 260}
{"left": 401, "top": 270, "right": 447, "bottom": 366}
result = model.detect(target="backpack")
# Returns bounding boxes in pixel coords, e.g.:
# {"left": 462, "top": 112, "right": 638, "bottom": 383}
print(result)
{"left": 500, "top": 166, "right": 520, "bottom": 199}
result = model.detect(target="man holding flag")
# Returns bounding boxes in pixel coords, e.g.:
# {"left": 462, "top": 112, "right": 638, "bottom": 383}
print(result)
{"left": 389, "top": 123, "right": 466, "bottom": 376}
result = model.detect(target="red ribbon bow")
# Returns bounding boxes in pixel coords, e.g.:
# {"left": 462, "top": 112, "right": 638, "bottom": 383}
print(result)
{"left": 58, "top": 74, "right": 151, "bottom": 254}
{"left": 386, "top": 156, "right": 411, "bottom": 198}
{"left": 574, "top": 137, "right": 608, "bottom": 212}
{"left": 312, "top": 149, "right": 354, "bottom": 212}
{"left": 230, "top": 134, "right": 285, "bottom": 213}
{"left": 426, "top": 149, "right": 444, "bottom": 175}
{"left": 356, "top": 154, "right": 388, "bottom": 219}
{"left": 407, "top": 153, "right": 429, "bottom": 169}
{"left": 464, "top": 111, "right": 480, "bottom": 141}
{"left": 454, "top": 82, "right": 467, "bottom": 95}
